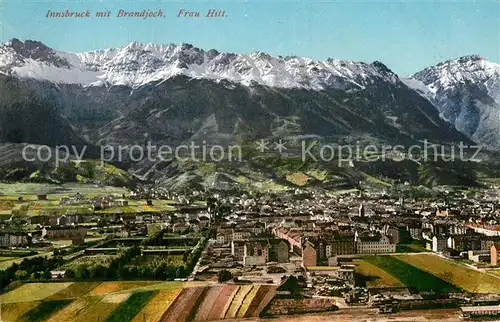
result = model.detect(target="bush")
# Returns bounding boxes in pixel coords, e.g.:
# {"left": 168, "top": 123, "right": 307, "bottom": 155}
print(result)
{"left": 218, "top": 270, "right": 233, "bottom": 283}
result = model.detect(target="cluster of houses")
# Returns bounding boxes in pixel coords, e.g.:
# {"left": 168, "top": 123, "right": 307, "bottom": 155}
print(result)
{"left": 202, "top": 186, "right": 500, "bottom": 274}
{"left": 2, "top": 184, "right": 500, "bottom": 277}
{"left": 215, "top": 225, "right": 291, "bottom": 266}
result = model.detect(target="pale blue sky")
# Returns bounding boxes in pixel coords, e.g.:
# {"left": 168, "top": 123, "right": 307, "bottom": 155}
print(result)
{"left": 1, "top": 0, "right": 499, "bottom": 75}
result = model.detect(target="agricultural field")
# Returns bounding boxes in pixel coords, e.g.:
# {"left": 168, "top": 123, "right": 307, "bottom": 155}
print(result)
{"left": 0, "top": 282, "right": 276, "bottom": 321}
{"left": 160, "top": 286, "right": 206, "bottom": 322}
{"left": 396, "top": 254, "right": 500, "bottom": 293}
{"left": 45, "top": 282, "right": 102, "bottom": 300}
{"left": 243, "top": 285, "right": 276, "bottom": 317}
{"left": 161, "top": 284, "right": 277, "bottom": 321}
{"left": 285, "top": 172, "right": 313, "bottom": 186}
{"left": 353, "top": 259, "right": 404, "bottom": 288}
{"left": 360, "top": 254, "right": 500, "bottom": 293}
{"left": 0, "top": 183, "right": 176, "bottom": 217}
{"left": 105, "top": 291, "right": 155, "bottom": 322}
{"left": 237, "top": 284, "right": 261, "bottom": 317}
{"left": 225, "top": 285, "right": 253, "bottom": 318}
{"left": 45, "top": 295, "right": 121, "bottom": 322}
{"left": 1, "top": 283, "right": 73, "bottom": 303}
{"left": 1, "top": 301, "right": 42, "bottom": 322}
{"left": 0, "top": 183, "right": 128, "bottom": 198}
{"left": 363, "top": 256, "right": 461, "bottom": 292}
{"left": 20, "top": 299, "right": 73, "bottom": 322}
{"left": 89, "top": 281, "right": 161, "bottom": 296}
{"left": 94, "top": 199, "right": 176, "bottom": 214}
{"left": 0, "top": 281, "right": 185, "bottom": 322}
{"left": 194, "top": 285, "right": 222, "bottom": 321}
{"left": 131, "top": 286, "right": 183, "bottom": 322}
{"left": 208, "top": 284, "right": 238, "bottom": 320}
{"left": 395, "top": 243, "right": 427, "bottom": 253}
{"left": 0, "top": 256, "right": 18, "bottom": 262}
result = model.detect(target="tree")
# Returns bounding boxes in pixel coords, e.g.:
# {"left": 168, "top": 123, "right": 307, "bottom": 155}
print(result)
{"left": 279, "top": 275, "right": 301, "bottom": 294}
{"left": 218, "top": 270, "right": 233, "bottom": 283}
{"left": 117, "top": 266, "right": 129, "bottom": 280}
{"left": 30, "top": 272, "right": 41, "bottom": 280}
{"left": 75, "top": 265, "right": 90, "bottom": 280}
{"left": 90, "top": 265, "right": 109, "bottom": 280}
{"left": 15, "top": 270, "right": 28, "bottom": 280}
{"left": 65, "top": 269, "right": 75, "bottom": 279}
{"left": 154, "top": 263, "right": 167, "bottom": 280}
{"left": 42, "top": 270, "right": 52, "bottom": 280}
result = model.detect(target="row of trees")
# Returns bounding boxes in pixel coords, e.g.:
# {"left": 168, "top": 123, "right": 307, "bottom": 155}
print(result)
{"left": 0, "top": 256, "right": 63, "bottom": 291}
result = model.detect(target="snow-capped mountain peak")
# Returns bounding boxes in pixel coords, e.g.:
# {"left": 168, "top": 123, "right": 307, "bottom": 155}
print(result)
{"left": 405, "top": 55, "right": 500, "bottom": 150}
{"left": 0, "top": 39, "right": 398, "bottom": 89}
{"left": 409, "top": 55, "right": 500, "bottom": 100}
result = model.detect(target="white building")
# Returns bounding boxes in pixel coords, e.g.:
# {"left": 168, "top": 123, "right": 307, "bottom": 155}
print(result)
{"left": 357, "top": 235, "right": 396, "bottom": 254}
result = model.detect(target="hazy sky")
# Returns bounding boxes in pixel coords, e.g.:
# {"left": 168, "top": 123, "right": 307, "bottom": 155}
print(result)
{"left": 1, "top": 0, "right": 498, "bottom": 75}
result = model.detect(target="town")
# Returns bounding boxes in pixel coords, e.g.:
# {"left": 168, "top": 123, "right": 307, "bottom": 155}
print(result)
{"left": 0, "top": 182, "right": 499, "bottom": 321}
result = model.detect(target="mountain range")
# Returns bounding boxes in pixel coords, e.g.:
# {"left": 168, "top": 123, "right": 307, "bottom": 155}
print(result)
{"left": 404, "top": 55, "right": 500, "bottom": 150}
{"left": 0, "top": 39, "right": 498, "bottom": 189}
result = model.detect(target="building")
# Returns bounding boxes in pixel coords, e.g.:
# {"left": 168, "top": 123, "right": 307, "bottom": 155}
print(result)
{"left": 28, "top": 215, "right": 50, "bottom": 225}
{"left": 467, "top": 250, "right": 490, "bottom": 263}
{"left": 328, "top": 256, "right": 338, "bottom": 266}
{"left": 325, "top": 235, "right": 356, "bottom": 256}
{"left": 435, "top": 207, "right": 449, "bottom": 217}
{"left": 231, "top": 240, "right": 246, "bottom": 261}
{"left": 216, "top": 227, "right": 233, "bottom": 244}
{"left": 302, "top": 241, "right": 317, "bottom": 267}
{"left": 245, "top": 221, "right": 266, "bottom": 236}
{"left": 272, "top": 227, "right": 302, "bottom": 254}
{"left": 447, "top": 234, "right": 482, "bottom": 252}
{"left": 337, "top": 264, "right": 355, "bottom": 284}
{"left": 50, "top": 270, "right": 66, "bottom": 279}
{"left": 432, "top": 235, "right": 448, "bottom": 252}
{"left": 0, "top": 232, "right": 28, "bottom": 247}
{"left": 42, "top": 226, "right": 87, "bottom": 245}
{"left": 481, "top": 237, "right": 500, "bottom": 251}
{"left": 357, "top": 235, "right": 396, "bottom": 254}
{"left": 233, "top": 230, "right": 252, "bottom": 241}
{"left": 466, "top": 223, "right": 500, "bottom": 237}
{"left": 491, "top": 244, "right": 500, "bottom": 266}
{"left": 433, "top": 223, "right": 449, "bottom": 236}
{"left": 269, "top": 239, "right": 290, "bottom": 263}
{"left": 460, "top": 305, "right": 500, "bottom": 320}
{"left": 243, "top": 240, "right": 269, "bottom": 266}
{"left": 386, "top": 228, "right": 400, "bottom": 244}
{"left": 407, "top": 225, "right": 422, "bottom": 240}
{"left": 56, "top": 215, "right": 79, "bottom": 226}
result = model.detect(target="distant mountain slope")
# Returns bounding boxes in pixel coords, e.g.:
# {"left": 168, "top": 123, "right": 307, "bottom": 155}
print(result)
{"left": 0, "top": 75, "right": 86, "bottom": 147}
{"left": 404, "top": 55, "right": 500, "bottom": 150}
{"left": 0, "top": 39, "right": 469, "bottom": 151}
{"left": 1, "top": 40, "right": 498, "bottom": 190}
